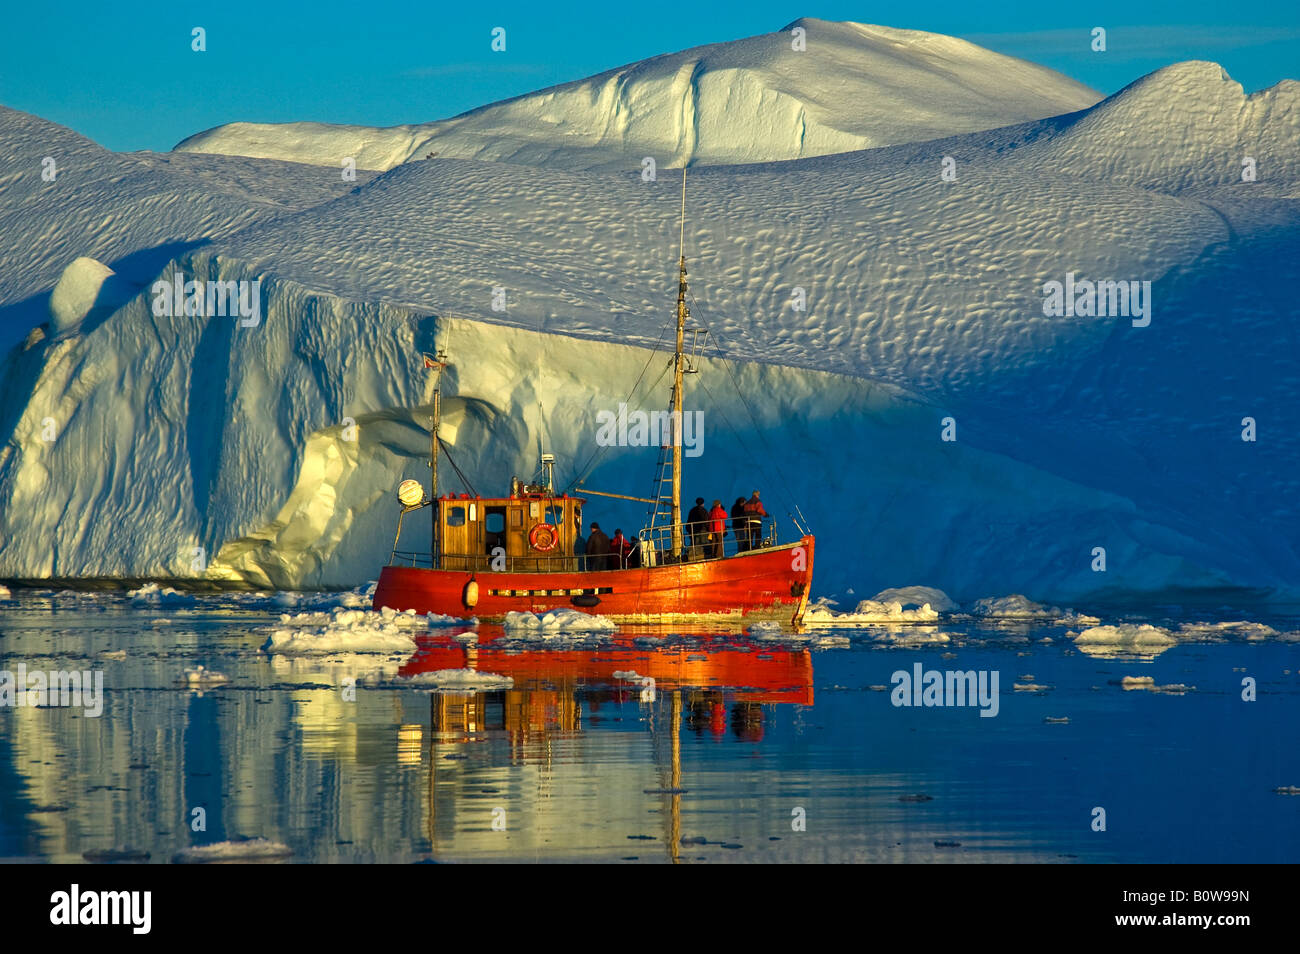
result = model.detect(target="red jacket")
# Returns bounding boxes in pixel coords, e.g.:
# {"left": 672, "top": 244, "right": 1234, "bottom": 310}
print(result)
{"left": 708, "top": 505, "right": 727, "bottom": 533}
{"left": 742, "top": 497, "right": 768, "bottom": 519}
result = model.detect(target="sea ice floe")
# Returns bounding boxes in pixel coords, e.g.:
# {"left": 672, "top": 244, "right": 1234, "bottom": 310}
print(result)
{"left": 391, "top": 669, "right": 513, "bottom": 690}
{"left": 870, "top": 586, "right": 959, "bottom": 613}
{"left": 1072, "top": 624, "right": 1177, "bottom": 656}
{"left": 178, "top": 665, "right": 229, "bottom": 687}
{"left": 813, "top": 635, "right": 851, "bottom": 649}
{"left": 503, "top": 609, "right": 617, "bottom": 634}
{"left": 127, "top": 582, "right": 197, "bottom": 606}
{"left": 262, "top": 606, "right": 430, "bottom": 655}
{"left": 969, "top": 595, "right": 1059, "bottom": 619}
{"left": 1176, "top": 621, "right": 1279, "bottom": 640}
{"left": 804, "top": 597, "right": 940, "bottom": 626}
{"left": 172, "top": 839, "right": 294, "bottom": 863}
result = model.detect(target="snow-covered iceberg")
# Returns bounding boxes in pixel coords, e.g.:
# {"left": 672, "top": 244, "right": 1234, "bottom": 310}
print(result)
{"left": 0, "top": 28, "right": 1297, "bottom": 611}
{"left": 174, "top": 19, "right": 1099, "bottom": 172}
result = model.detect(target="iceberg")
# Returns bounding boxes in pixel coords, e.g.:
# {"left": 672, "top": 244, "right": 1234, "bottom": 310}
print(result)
{"left": 0, "top": 26, "right": 1296, "bottom": 611}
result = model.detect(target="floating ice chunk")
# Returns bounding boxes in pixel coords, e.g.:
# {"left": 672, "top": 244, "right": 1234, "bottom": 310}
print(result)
{"left": 748, "top": 620, "right": 786, "bottom": 635}
{"left": 178, "top": 665, "right": 229, "bottom": 687}
{"left": 804, "top": 597, "right": 939, "bottom": 626}
{"left": 1056, "top": 611, "right": 1102, "bottom": 626}
{"left": 1120, "top": 675, "right": 1156, "bottom": 689}
{"left": 1177, "top": 620, "right": 1278, "bottom": 640}
{"left": 262, "top": 605, "right": 427, "bottom": 655}
{"left": 0, "top": 585, "right": 10, "bottom": 599}
{"left": 128, "top": 582, "right": 197, "bottom": 606}
{"left": 394, "top": 669, "right": 513, "bottom": 690}
{"left": 1074, "top": 624, "right": 1177, "bottom": 649}
{"left": 970, "top": 595, "right": 1059, "bottom": 619}
{"left": 877, "top": 630, "right": 951, "bottom": 645}
{"left": 813, "top": 635, "right": 851, "bottom": 649}
{"left": 870, "top": 586, "right": 959, "bottom": 613}
{"left": 503, "top": 609, "right": 617, "bottom": 633}
{"left": 172, "top": 838, "right": 294, "bottom": 863}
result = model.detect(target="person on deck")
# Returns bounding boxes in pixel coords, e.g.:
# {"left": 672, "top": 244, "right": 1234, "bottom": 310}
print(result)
{"left": 587, "top": 522, "right": 612, "bottom": 570}
{"left": 611, "top": 529, "right": 634, "bottom": 569}
{"left": 742, "top": 490, "right": 768, "bottom": 550}
{"left": 708, "top": 499, "right": 728, "bottom": 558}
{"left": 686, "top": 497, "right": 710, "bottom": 559}
{"left": 731, "top": 497, "right": 749, "bottom": 551}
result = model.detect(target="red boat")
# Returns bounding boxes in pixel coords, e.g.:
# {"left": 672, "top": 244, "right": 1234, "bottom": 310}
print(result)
{"left": 373, "top": 171, "right": 815, "bottom": 625}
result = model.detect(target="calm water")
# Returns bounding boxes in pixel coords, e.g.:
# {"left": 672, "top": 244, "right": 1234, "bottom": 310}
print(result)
{"left": 2, "top": 590, "right": 1298, "bottom": 863}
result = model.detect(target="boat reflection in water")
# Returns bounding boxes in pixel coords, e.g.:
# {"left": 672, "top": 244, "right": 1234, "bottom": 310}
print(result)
{"left": 401, "top": 623, "right": 813, "bottom": 862}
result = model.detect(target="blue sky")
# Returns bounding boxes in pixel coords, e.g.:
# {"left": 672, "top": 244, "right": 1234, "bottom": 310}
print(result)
{"left": 1, "top": 1, "right": 1297, "bottom": 152}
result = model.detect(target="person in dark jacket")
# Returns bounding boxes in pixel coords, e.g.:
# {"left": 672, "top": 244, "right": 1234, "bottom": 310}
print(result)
{"left": 686, "top": 497, "right": 710, "bottom": 559}
{"left": 731, "top": 497, "right": 748, "bottom": 552}
{"left": 587, "top": 522, "right": 611, "bottom": 570}
{"left": 742, "top": 490, "right": 768, "bottom": 550}
{"left": 708, "top": 499, "right": 728, "bottom": 558}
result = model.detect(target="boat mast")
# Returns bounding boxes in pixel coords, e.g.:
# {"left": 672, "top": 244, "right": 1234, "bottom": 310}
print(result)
{"left": 670, "top": 169, "right": 689, "bottom": 558}
{"left": 427, "top": 348, "right": 447, "bottom": 568}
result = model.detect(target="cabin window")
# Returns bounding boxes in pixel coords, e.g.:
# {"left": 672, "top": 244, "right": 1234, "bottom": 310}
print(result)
{"left": 446, "top": 506, "right": 466, "bottom": 527}
{"left": 485, "top": 508, "right": 506, "bottom": 556}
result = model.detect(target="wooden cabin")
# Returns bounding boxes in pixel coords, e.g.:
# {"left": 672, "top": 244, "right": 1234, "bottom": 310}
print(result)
{"left": 436, "top": 489, "right": 585, "bottom": 572}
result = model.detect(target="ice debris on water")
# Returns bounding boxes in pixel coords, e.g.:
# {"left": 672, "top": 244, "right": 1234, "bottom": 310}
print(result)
{"left": 127, "top": 582, "right": 197, "bottom": 606}
{"left": 804, "top": 596, "right": 940, "bottom": 626}
{"left": 870, "top": 586, "right": 959, "bottom": 613}
{"left": 503, "top": 609, "right": 617, "bottom": 634}
{"left": 262, "top": 605, "right": 435, "bottom": 655}
{"left": 391, "top": 669, "right": 514, "bottom": 691}
{"left": 969, "top": 595, "right": 1059, "bottom": 619}
{"left": 178, "top": 665, "right": 229, "bottom": 687}
{"left": 172, "top": 838, "right": 294, "bottom": 864}
{"left": 1073, "top": 624, "right": 1177, "bottom": 650}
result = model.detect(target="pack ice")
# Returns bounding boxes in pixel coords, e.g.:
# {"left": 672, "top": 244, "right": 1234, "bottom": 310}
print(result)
{"left": 0, "top": 20, "right": 1297, "bottom": 608}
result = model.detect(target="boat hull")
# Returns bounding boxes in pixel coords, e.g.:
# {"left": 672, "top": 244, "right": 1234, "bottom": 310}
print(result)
{"left": 374, "top": 535, "right": 814, "bottom": 625}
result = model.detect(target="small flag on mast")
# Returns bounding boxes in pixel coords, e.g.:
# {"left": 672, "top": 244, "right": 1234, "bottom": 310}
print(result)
{"left": 421, "top": 352, "right": 444, "bottom": 370}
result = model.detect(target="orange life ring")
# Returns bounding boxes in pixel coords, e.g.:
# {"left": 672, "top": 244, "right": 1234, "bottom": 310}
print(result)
{"left": 528, "top": 523, "right": 559, "bottom": 552}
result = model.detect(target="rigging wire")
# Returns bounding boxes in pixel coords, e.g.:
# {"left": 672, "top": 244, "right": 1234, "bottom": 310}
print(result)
{"left": 437, "top": 436, "right": 478, "bottom": 498}
{"left": 687, "top": 288, "right": 813, "bottom": 534}
{"left": 564, "top": 324, "right": 673, "bottom": 492}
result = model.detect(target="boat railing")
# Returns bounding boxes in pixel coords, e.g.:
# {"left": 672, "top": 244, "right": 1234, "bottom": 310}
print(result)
{"left": 636, "top": 517, "right": 778, "bottom": 567}
{"left": 387, "top": 517, "right": 782, "bottom": 573}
